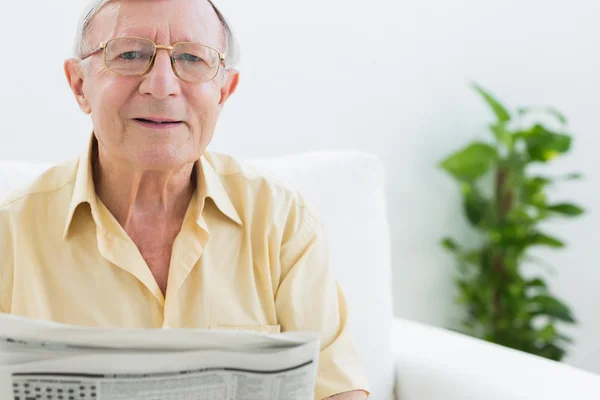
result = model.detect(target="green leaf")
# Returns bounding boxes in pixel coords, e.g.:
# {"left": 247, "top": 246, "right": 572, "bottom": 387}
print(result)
{"left": 538, "top": 343, "right": 566, "bottom": 361}
{"left": 564, "top": 173, "right": 583, "bottom": 180}
{"left": 557, "top": 334, "right": 574, "bottom": 344}
{"left": 537, "top": 323, "right": 557, "bottom": 341}
{"left": 517, "top": 106, "right": 568, "bottom": 125}
{"left": 517, "top": 107, "right": 533, "bottom": 116}
{"left": 462, "top": 183, "right": 488, "bottom": 227}
{"left": 530, "top": 295, "right": 576, "bottom": 323}
{"left": 455, "top": 279, "right": 472, "bottom": 305}
{"left": 441, "top": 237, "right": 460, "bottom": 252}
{"left": 526, "top": 232, "right": 565, "bottom": 248}
{"left": 473, "top": 84, "right": 511, "bottom": 123}
{"left": 545, "top": 107, "right": 568, "bottom": 125}
{"left": 440, "top": 142, "right": 498, "bottom": 181}
{"left": 525, "top": 278, "right": 547, "bottom": 289}
{"left": 459, "top": 250, "right": 481, "bottom": 265}
{"left": 490, "top": 124, "right": 512, "bottom": 146}
{"left": 507, "top": 208, "right": 536, "bottom": 226}
{"left": 529, "top": 176, "right": 553, "bottom": 186}
{"left": 525, "top": 278, "right": 548, "bottom": 297}
{"left": 517, "top": 124, "right": 572, "bottom": 162}
{"left": 523, "top": 178, "right": 550, "bottom": 207}
{"left": 546, "top": 203, "right": 585, "bottom": 217}
{"left": 465, "top": 199, "right": 485, "bottom": 226}
{"left": 529, "top": 174, "right": 581, "bottom": 183}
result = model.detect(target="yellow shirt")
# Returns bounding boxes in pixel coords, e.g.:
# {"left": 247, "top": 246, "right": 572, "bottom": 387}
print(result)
{"left": 0, "top": 136, "right": 369, "bottom": 399}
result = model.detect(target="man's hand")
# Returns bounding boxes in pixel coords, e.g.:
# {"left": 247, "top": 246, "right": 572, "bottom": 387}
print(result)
{"left": 326, "top": 390, "right": 368, "bottom": 399}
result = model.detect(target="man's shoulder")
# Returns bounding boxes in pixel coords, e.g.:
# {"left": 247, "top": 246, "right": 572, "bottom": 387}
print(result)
{"left": 204, "top": 151, "right": 318, "bottom": 227}
{"left": 204, "top": 151, "right": 309, "bottom": 207}
{"left": 0, "top": 157, "right": 79, "bottom": 214}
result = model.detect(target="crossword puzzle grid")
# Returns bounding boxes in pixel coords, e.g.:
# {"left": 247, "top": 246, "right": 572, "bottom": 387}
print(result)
{"left": 12, "top": 380, "right": 97, "bottom": 400}
{"left": 11, "top": 379, "right": 227, "bottom": 400}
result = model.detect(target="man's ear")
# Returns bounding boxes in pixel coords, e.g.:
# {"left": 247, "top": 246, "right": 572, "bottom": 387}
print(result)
{"left": 218, "top": 69, "right": 240, "bottom": 107}
{"left": 64, "top": 58, "right": 92, "bottom": 115}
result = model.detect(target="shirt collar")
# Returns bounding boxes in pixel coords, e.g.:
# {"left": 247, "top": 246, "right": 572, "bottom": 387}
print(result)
{"left": 63, "top": 134, "right": 242, "bottom": 240}
{"left": 62, "top": 134, "right": 101, "bottom": 240}
{"left": 196, "top": 155, "right": 242, "bottom": 226}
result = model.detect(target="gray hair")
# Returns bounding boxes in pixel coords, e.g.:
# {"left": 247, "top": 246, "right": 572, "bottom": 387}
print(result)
{"left": 74, "top": 0, "right": 240, "bottom": 68}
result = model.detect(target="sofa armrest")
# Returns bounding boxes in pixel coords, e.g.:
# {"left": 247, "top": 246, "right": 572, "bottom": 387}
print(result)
{"left": 391, "top": 317, "right": 600, "bottom": 400}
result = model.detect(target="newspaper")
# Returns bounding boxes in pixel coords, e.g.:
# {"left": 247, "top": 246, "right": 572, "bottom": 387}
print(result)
{"left": 0, "top": 313, "right": 320, "bottom": 400}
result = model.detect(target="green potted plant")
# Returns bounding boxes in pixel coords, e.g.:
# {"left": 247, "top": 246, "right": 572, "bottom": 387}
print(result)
{"left": 439, "top": 84, "right": 584, "bottom": 361}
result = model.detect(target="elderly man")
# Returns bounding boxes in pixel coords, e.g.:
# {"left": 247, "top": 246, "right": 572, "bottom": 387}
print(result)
{"left": 0, "top": 0, "right": 369, "bottom": 399}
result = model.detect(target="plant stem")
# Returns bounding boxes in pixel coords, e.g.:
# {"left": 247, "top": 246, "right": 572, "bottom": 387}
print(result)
{"left": 492, "top": 164, "right": 513, "bottom": 340}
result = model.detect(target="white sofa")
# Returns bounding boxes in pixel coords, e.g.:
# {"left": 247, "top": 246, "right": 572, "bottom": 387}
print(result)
{"left": 1, "top": 151, "right": 600, "bottom": 400}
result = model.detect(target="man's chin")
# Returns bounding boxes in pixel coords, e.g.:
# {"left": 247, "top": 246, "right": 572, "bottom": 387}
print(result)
{"left": 130, "top": 125, "right": 188, "bottom": 140}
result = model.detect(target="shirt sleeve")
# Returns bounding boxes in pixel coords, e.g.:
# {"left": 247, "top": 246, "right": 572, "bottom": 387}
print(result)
{"left": 275, "top": 199, "right": 370, "bottom": 399}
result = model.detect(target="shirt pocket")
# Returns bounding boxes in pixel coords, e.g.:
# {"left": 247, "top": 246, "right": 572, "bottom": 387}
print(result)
{"left": 210, "top": 324, "right": 281, "bottom": 334}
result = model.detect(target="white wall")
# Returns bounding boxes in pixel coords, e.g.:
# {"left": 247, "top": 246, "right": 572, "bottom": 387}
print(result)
{"left": 1, "top": 0, "right": 599, "bottom": 374}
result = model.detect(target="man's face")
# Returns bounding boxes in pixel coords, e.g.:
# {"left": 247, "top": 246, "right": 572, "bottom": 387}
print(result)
{"left": 67, "top": 0, "right": 238, "bottom": 169}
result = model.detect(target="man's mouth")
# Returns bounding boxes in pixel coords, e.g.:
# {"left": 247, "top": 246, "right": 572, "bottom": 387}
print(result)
{"left": 133, "top": 118, "right": 183, "bottom": 127}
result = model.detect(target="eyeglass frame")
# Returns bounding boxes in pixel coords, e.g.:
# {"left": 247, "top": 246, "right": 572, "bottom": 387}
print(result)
{"left": 79, "top": 36, "right": 227, "bottom": 83}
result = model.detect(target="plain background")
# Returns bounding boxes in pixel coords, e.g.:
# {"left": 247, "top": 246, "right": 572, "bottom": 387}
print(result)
{"left": 0, "top": 0, "right": 598, "bottom": 374}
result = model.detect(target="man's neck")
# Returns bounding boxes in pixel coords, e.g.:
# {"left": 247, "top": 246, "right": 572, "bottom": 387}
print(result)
{"left": 92, "top": 147, "right": 196, "bottom": 230}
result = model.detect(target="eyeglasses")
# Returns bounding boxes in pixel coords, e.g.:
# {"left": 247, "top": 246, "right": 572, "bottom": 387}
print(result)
{"left": 81, "top": 36, "right": 226, "bottom": 83}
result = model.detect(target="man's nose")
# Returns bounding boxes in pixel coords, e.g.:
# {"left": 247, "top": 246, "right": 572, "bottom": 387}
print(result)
{"left": 139, "top": 50, "right": 181, "bottom": 99}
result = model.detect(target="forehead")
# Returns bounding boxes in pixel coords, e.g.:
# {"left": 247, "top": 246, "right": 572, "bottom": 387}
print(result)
{"left": 90, "top": 0, "right": 223, "bottom": 47}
